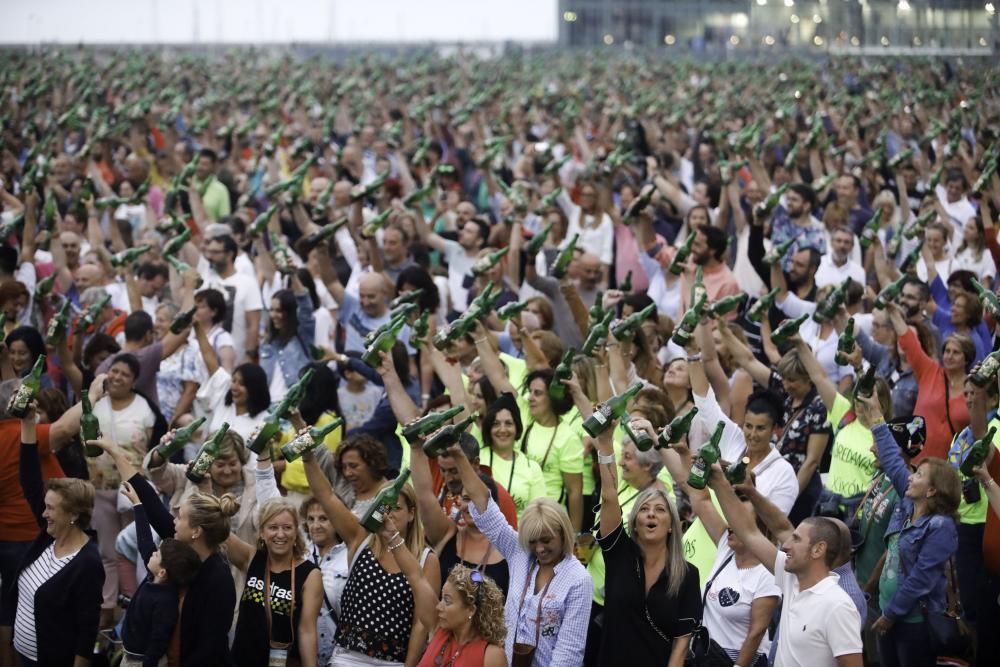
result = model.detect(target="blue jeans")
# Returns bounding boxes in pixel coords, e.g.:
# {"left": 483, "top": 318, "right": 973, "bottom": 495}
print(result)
{"left": 0, "top": 540, "right": 31, "bottom": 625}
{"left": 877, "top": 619, "right": 934, "bottom": 667}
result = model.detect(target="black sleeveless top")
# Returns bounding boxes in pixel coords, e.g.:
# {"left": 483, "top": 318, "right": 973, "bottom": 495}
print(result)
{"left": 232, "top": 550, "right": 317, "bottom": 667}
{"left": 438, "top": 533, "right": 510, "bottom": 597}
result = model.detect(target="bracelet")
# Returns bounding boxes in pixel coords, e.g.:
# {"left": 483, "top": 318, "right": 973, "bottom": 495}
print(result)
{"left": 388, "top": 539, "right": 406, "bottom": 551}
{"left": 986, "top": 478, "right": 997, "bottom": 488}
{"left": 474, "top": 337, "right": 488, "bottom": 345}
{"left": 593, "top": 364, "right": 607, "bottom": 369}
{"left": 687, "top": 353, "right": 703, "bottom": 363}
{"left": 597, "top": 452, "right": 616, "bottom": 465}
{"left": 389, "top": 531, "right": 401, "bottom": 543}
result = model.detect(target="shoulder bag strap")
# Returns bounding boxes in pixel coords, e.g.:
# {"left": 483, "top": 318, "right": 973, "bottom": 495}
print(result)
{"left": 264, "top": 556, "right": 297, "bottom": 650}
{"left": 702, "top": 552, "right": 737, "bottom": 608}
{"left": 512, "top": 562, "right": 537, "bottom": 646}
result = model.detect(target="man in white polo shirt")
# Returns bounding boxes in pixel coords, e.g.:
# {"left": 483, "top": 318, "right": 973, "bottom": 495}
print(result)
{"left": 711, "top": 465, "right": 863, "bottom": 667}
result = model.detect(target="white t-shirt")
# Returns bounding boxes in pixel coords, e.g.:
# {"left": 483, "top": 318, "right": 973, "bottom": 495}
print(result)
{"left": 94, "top": 395, "right": 156, "bottom": 452}
{"left": 953, "top": 247, "right": 997, "bottom": 283}
{"left": 772, "top": 551, "right": 863, "bottom": 667}
{"left": 103, "top": 281, "right": 131, "bottom": 313}
{"left": 934, "top": 186, "right": 977, "bottom": 239}
{"left": 703, "top": 539, "right": 781, "bottom": 656}
{"left": 558, "top": 191, "right": 614, "bottom": 265}
{"left": 195, "top": 367, "right": 266, "bottom": 444}
{"left": 814, "top": 256, "right": 866, "bottom": 290}
{"left": 314, "top": 307, "right": 336, "bottom": 350}
{"left": 441, "top": 239, "right": 477, "bottom": 312}
{"left": 199, "top": 270, "right": 264, "bottom": 364}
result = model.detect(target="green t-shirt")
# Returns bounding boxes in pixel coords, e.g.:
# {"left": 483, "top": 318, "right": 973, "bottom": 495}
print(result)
{"left": 682, "top": 492, "right": 725, "bottom": 589}
{"left": 521, "top": 417, "right": 584, "bottom": 500}
{"left": 948, "top": 416, "right": 1000, "bottom": 525}
{"left": 826, "top": 393, "right": 878, "bottom": 498}
{"left": 853, "top": 473, "right": 898, "bottom": 587}
{"left": 478, "top": 446, "right": 548, "bottom": 516}
{"left": 879, "top": 521, "right": 924, "bottom": 623}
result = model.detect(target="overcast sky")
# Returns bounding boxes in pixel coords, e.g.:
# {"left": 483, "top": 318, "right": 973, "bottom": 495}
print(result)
{"left": 1, "top": 0, "right": 559, "bottom": 44}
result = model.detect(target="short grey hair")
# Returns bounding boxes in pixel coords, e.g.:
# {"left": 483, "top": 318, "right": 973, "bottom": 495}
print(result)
{"left": 80, "top": 286, "right": 110, "bottom": 308}
{"left": 0, "top": 380, "right": 22, "bottom": 420}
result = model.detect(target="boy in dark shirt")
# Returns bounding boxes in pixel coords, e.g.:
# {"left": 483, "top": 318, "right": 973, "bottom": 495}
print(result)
{"left": 120, "top": 481, "right": 201, "bottom": 667}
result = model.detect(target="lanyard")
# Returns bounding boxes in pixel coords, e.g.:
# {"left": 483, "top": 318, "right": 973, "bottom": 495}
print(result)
{"left": 263, "top": 557, "right": 296, "bottom": 650}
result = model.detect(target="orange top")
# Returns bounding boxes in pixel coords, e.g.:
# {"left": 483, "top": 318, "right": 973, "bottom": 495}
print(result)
{"left": 0, "top": 422, "right": 63, "bottom": 542}
{"left": 983, "top": 452, "right": 1000, "bottom": 575}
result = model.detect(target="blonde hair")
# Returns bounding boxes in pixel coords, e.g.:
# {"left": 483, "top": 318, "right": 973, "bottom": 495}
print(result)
{"left": 257, "top": 497, "right": 306, "bottom": 558}
{"left": 46, "top": 478, "right": 96, "bottom": 529}
{"left": 447, "top": 565, "right": 507, "bottom": 646}
{"left": 517, "top": 497, "right": 575, "bottom": 557}
{"left": 186, "top": 491, "right": 240, "bottom": 548}
{"left": 371, "top": 482, "right": 426, "bottom": 561}
{"left": 628, "top": 486, "right": 687, "bottom": 598}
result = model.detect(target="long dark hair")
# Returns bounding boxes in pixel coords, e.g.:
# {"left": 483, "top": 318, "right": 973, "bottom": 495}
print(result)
{"left": 298, "top": 362, "right": 341, "bottom": 425}
{"left": 5, "top": 326, "right": 46, "bottom": 372}
{"left": 225, "top": 363, "right": 271, "bottom": 417}
{"left": 267, "top": 289, "right": 299, "bottom": 343}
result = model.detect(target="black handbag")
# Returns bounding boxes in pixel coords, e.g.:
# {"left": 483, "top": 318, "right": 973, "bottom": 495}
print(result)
{"left": 921, "top": 558, "right": 972, "bottom": 659}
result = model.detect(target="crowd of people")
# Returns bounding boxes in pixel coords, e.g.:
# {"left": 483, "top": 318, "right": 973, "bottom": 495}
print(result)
{"left": 0, "top": 47, "right": 999, "bottom": 667}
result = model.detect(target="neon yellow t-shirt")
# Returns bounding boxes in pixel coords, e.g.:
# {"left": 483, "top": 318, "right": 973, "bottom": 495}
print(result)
{"left": 949, "top": 416, "right": 1000, "bottom": 524}
{"left": 682, "top": 492, "right": 724, "bottom": 589}
{"left": 825, "top": 393, "right": 877, "bottom": 498}
{"left": 479, "top": 446, "right": 548, "bottom": 516}
{"left": 521, "top": 417, "right": 584, "bottom": 501}
{"left": 276, "top": 411, "right": 344, "bottom": 493}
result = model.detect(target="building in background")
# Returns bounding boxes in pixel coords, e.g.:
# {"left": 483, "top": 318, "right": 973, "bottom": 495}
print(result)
{"left": 557, "top": 0, "right": 998, "bottom": 53}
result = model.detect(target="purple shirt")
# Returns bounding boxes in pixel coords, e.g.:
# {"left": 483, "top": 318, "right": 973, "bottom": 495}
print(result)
{"left": 96, "top": 341, "right": 164, "bottom": 409}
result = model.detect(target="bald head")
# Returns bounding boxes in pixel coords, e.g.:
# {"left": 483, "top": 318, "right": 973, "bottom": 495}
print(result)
{"left": 75, "top": 264, "right": 106, "bottom": 291}
{"left": 358, "top": 273, "right": 388, "bottom": 317}
{"left": 333, "top": 180, "right": 353, "bottom": 207}
{"left": 578, "top": 252, "right": 602, "bottom": 290}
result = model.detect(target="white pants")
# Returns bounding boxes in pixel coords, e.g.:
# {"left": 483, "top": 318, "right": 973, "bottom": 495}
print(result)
{"left": 330, "top": 646, "right": 403, "bottom": 667}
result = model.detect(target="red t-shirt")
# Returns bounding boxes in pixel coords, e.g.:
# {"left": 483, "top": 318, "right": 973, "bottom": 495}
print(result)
{"left": 0, "top": 422, "right": 64, "bottom": 542}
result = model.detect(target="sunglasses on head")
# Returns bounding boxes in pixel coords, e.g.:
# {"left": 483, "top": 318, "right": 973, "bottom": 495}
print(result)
{"left": 470, "top": 569, "right": 485, "bottom": 608}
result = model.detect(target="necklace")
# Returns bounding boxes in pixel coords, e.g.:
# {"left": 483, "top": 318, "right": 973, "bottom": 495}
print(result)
{"left": 433, "top": 634, "right": 474, "bottom": 667}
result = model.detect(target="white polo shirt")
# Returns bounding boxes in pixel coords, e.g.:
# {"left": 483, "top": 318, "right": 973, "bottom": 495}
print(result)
{"left": 772, "top": 551, "right": 862, "bottom": 667}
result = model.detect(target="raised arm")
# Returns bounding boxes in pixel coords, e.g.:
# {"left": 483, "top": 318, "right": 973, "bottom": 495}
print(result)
{"left": 717, "top": 320, "right": 772, "bottom": 386}
{"left": 377, "top": 516, "right": 439, "bottom": 633}
{"left": 472, "top": 322, "right": 517, "bottom": 395}
{"left": 302, "top": 449, "right": 366, "bottom": 553}
{"left": 408, "top": 436, "right": 456, "bottom": 548}
{"left": 707, "top": 464, "right": 779, "bottom": 574}
{"left": 792, "top": 335, "right": 838, "bottom": 411}
{"left": 595, "top": 423, "right": 621, "bottom": 538}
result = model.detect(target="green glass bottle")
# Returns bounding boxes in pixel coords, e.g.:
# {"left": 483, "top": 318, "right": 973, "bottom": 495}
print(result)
{"left": 588, "top": 293, "right": 605, "bottom": 326}
{"left": 763, "top": 237, "right": 797, "bottom": 266}
{"left": 45, "top": 300, "right": 71, "bottom": 348}
{"left": 971, "top": 351, "right": 1000, "bottom": 387}
{"left": 35, "top": 274, "right": 56, "bottom": 302}
{"left": 533, "top": 188, "right": 563, "bottom": 216}
{"left": 858, "top": 209, "right": 884, "bottom": 250}
{"left": 622, "top": 184, "right": 655, "bottom": 225}
{"left": 281, "top": 417, "right": 346, "bottom": 462}
{"left": 813, "top": 278, "right": 850, "bottom": 323}
{"left": 852, "top": 364, "right": 877, "bottom": 399}
{"left": 725, "top": 457, "right": 751, "bottom": 485}
{"left": 305, "top": 217, "right": 348, "bottom": 247}
{"left": 622, "top": 416, "right": 655, "bottom": 452}
{"left": 899, "top": 242, "right": 924, "bottom": 274}
{"left": 549, "top": 348, "right": 576, "bottom": 401}
{"left": 747, "top": 288, "right": 779, "bottom": 323}
{"left": 360, "top": 468, "right": 413, "bottom": 532}
{"left": 351, "top": 171, "right": 389, "bottom": 203}
{"left": 708, "top": 293, "right": 747, "bottom": 319}
{"left": 668, "top": 233, "right": 695, "bottom": 276}
{"left": 888, "top": 148, "right": 915, "bottom": 170}
{"left": 8, "top": 355, "right": 47, "bottom": 418}
{"left": 657, "top": 407, "right": 699, "bottom": 449}
{"left": 362, "top": 313, "right": 408, "bottom": 368}
{"left": 389, "top": 290, "right": 424, "bottom": 311}
{"left": 688, "top": 422, "right": 725, "bottom": 490}
{"left": 612, "top": 303, "right": 657, "bottom": 342}
{"left": 246, "top": 369, "right": 316, "bottom": 454}
{"left": 961, "top": 426, "right": 998, "bottom": 477}
{"left": 169, "top": 306, "right": 196, "bottom": 335}
{"left": 582, "top": 310, "right": 615, "bottom": 357}
{"left": 312, "top": 180, "right": 336, "bottom": 218}
{"left": 497, "top": 300, "right": 529, "bottom": 321}
{"left": 361, "top": 208, "right": 393, "bottom": 240}
{"left": 549, "top": 234, "right": 579, "bottom": 279}
{"left": 620, "top": 271, "right": 633, "bottom": 294}
{"left": 834, "top": 318, "right": 856, "bottom": 366}
{"left": 471, "top": 247, "right": 509, "bottom": 277}
{"left": 185, "top": 423, "right": 231, "bottom": 483}
{"left": 874, "top": 275, "right": 908, "bottom": 310}
{"left": 402, "top": 405, "right": 465, "bottom": 444}
{"left": 155, "top": 416, "right": 207, "bottom": 461}
{"left": 972, "top": 278, "right": 1000, "bottom": 320}
{"left": 75, "top": 293, "right": 111, "bottom": 334}
{"left": 248, "top": 204, "right": 279, "bottom": 239}
{"left": 754, "top": 183, "right": 789, "bottom": 221}
{"left": 903, "top": 211, "right": 936, "bottom": 241}
{"left": 582, "top": 381, "right": 644, "bottom": 438}
{"left": 670, "top": 294, "right": 708, "bottom": 348}
{"left": 542, "top": 155, "right": 571, "bottom": 175}
{"left": 422, "top": 415, "right": 478, "bottom": 458}
{"left": 770, "top": 314, "right": 809, "bottom": 347}
{"left": 524, "top": 223, "right": 553, "bottom": 257}
{"left": 402, "top": 182, "right": 436, "bottom": 208}
{"left": 162, "top": 227, "right": 192, "bottom": 256}
{"left": 81, "top": 383, "right": 103, "bottom": 457}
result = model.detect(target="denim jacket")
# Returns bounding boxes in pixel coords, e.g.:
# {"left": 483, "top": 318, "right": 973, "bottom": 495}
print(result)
{"left": 873, "top": 423, "right": 958, "bottom": 621}
{"left": 260, "top": 292, "right": 316, "bottom": 388}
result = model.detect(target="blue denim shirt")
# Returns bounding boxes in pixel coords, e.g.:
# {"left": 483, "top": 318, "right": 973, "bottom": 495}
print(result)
{"left": 873, "top": 423, "right": 958, "bottom": 621}
{"left": 260, "top": 292, "right": 316, "bottom": 389}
